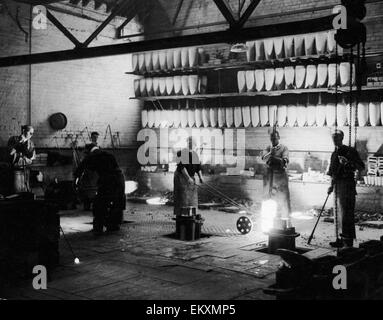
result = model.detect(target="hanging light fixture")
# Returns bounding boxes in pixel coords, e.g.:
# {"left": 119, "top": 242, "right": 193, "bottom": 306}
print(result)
{"left": 230, "top": 42, "right": 248, "bottom": 53}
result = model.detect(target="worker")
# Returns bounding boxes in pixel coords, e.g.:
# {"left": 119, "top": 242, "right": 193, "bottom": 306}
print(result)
{"left": 7, "top": 125, "right": 36, "bottom": 193}
{"left": 90, "top": 131, "right": 100, "bottom": 146}
{"left": 327, "top": 130, "right": 365, "bottom": 248}
{"left": 83, "top": 131, "right": 100, "bottom": 159}
{"left": 76, "top": 143, "right": 99, "bottom": 211}
{"left": 261, "top": 130, "right": 291, "bottom": 229}
{"left": 173, "top": 136, "right": 203, "bottom": 216}
{"left": 74, "top": 146, "right": 125, "bottom": 235}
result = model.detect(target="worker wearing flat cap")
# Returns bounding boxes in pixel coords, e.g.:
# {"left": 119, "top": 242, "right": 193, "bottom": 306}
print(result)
{"left": 75, "top": 147, "right": 125, "bottom": 235}
{"left": 262, "top": 130, "right": 291, "bottom": 228}
{"left": 7, "top": 125, "right": 36, "bottom": 193}
{"left": 327, "top": 130, "right": 365, "bottom": 248}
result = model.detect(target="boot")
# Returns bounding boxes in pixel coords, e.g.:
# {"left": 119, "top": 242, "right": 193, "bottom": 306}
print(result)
{"left": 329, "top": 238, "right": 344, "bottom": 248}
{"left": 342, "top": 238, "right": 354, "bottom": 248}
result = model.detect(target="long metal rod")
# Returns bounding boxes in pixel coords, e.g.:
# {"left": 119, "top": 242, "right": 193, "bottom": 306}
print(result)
{"left": 82, "top": 0, "right": 132, "bottom": 47}
{"left": 197, "top": 183, "right": 247, "bottom": 211}
{"left": 116, "top": 9, "right": 138, "bottom": 37}
{"left": 198, "top": 183, "right": 242, "bottom": 208}
{"left": 46, "top": 10, "right": 82, "bottom": 48}
{"left": 172, "top": 0, "right": 184, "bottom": 26}
{"left": 307, "top": 192, "right": 330, "bottom": 245}
{"left": 0, "top": 15, "right": 335, "bottom": 68}
{"left": 213, "top": 0, "right": 237, "bottom": 26}
{"left": 60, "top": 226, "right": 78, "bottom": 260}
{"left": 236, "top": 0, "right": 261, "bottom": 29}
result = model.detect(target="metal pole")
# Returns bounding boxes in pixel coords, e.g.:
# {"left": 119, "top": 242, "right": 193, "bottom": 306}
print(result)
{"left": 307, "top": 193, "right": 330, "bottom": 245}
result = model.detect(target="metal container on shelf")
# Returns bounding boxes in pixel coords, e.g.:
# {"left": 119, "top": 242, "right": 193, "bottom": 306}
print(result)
{"left": 255, "top": 69, "right": 265, "bottom": 92}
{"left": 277, "top": 105, "right": 287, "bottom": 127}
{"left": 287, "top": 104, "right": 297, "bottom": 127}
{"left": 317, "top": 64, "right": 328, "bottom": 88}
{"left": 237, "top": 71, "right": 247, "bottom": 93}
{"left": 152, "top": 51, "right": 160, "bottom": 71}
{"left": 284, "top": 66, "right": 295, "bottom": 89}
{"left": 260, "top": 105, "right": 269, "bottom": 127}
{"left": 132, "top": 54, "right": 138, "bottom": 72}
{"left": 209, "top": 107, "right": 218, "bottom": 128}
{"left": 295, "top": 65, "right": 306, "bottom": 89}
{"left": 304, "top": 33, "right": 315, "bottom": 56}
{"left": 275, "top": 68, "right": 285, "bottom": 90}
{"left": 188, "top": 47, "right": 198, "bottom": 67}
{"left": 181, "top": 47, "right": 189, "bottom": 68}
{"left": 369, "top": 102, "right": 381, "bottom": 127}
{"left": 255, "top": 40, "right": 265, "bottom": 61}
{"left": 246, "top": 70, "right": 256, "bottom": 92}
{"left": 242, "top": 106, "right": 251, "bottom": 128}
{"left": 326, "top": 103, "right": 336, "bottom": 127}
{"left": 273, "top": 37, "right": 284, "bottom": 59}
{"left": 283, "top": 36, "right": 294, "bottom": 58}
{"left": 165, "top": 76, "right": 174, "bottom": 96}
{"left": 264, "top": 38, "right": 274, "bottom": 60}
{"left": 251, "top": 105, "right": 260, "bottom": 127}
{"left": 315, "top": 32, "right": 328, "bottom": 55}
{"left": 166, "top": 49, "right": 174, "bottom": 70}
{"left": 305, "top": 65, "right": 317, "bottom": 89}
{"left": 159, "top": 50, "right": 167, "bottom": 70}
{"left": 246, "top": 41, "right": 255, "bottom": 62}
{"left": 188, "top": 75, "right": 199, "bottom": 95}
{"left": 234, "top": 106, "right": 243, "bottom": 128}
{"left": 225, "top": 107, "right": 234, "bottom": 128}
{"left": 265, "top": 68, "right": 275, "bottom": 91}
{"left": 144, "top": 52, "right": 153, "bottom": 72}
{"left": 181, "top": 75, "right": 190, "bottom": 95}
{"left": 202, "top": 107, "right": 210, "bottom": 128}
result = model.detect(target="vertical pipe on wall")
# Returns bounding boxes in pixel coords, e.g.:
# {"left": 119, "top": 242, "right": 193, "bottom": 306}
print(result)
{"left": 28, "top": 4, "right": 32, "bottom": 125}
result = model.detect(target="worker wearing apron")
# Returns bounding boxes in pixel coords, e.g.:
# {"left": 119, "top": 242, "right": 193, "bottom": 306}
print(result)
{"left": 173, "top": 137, "right": 203, "bottom": 216}
{"left": 262, "top": 131, "right": 291, "bottom": 229}
{"left": 7, "top": 125, "right": 36, "bottom": 193}
{"left": 327, "top": 130, "right": 365, "bottom": 248}
{"left": 75, "top": 147, "right": 126, "bottom": 235}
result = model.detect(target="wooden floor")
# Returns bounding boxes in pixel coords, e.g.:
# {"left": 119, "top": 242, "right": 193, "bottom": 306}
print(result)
{"left": 1, "top": 203, "right": 381, "bottom": 300}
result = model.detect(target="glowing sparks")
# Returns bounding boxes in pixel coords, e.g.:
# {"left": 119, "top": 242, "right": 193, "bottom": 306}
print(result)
{"left": 125, "top": 181, "right": 138, "bottom": 194}
{"left": 260, "top": 199, "right": 277, "bottom": 233}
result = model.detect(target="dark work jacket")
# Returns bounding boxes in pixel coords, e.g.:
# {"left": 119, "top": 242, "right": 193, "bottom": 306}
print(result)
{"left": 176, "top": 149, "right": 201, "bottom": 178}
{"left": 327, "top": 145, "right": 365, "bottom": 181}
{"left": 7, "top": 135, "right": 35, "bottom": 168}
{"left": 75, "top": 151, "right": 125, "bottom": 209}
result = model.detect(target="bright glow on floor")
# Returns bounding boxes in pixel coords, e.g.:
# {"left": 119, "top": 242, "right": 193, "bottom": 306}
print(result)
{"left": 146, "top": 197, "right": 167, "bottom": 205}
{"left": 291, "top": 211, "right": 314, "bottom": 220}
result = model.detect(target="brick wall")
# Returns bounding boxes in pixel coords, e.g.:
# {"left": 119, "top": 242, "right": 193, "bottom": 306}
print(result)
{"left": 0, "top": 0, "right": 143, "bottom": 150}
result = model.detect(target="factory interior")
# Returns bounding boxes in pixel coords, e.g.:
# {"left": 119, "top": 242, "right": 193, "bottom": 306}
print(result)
{"left": 1, "top": 0, "right": 383, "bottom": 301}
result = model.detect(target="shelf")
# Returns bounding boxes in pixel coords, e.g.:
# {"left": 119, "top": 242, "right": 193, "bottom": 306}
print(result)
{"left": 126, "top": 53, "right": 349, "bottom": 77}
{"left": 130, "top": 85, "right": 383, "bottom": 101}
